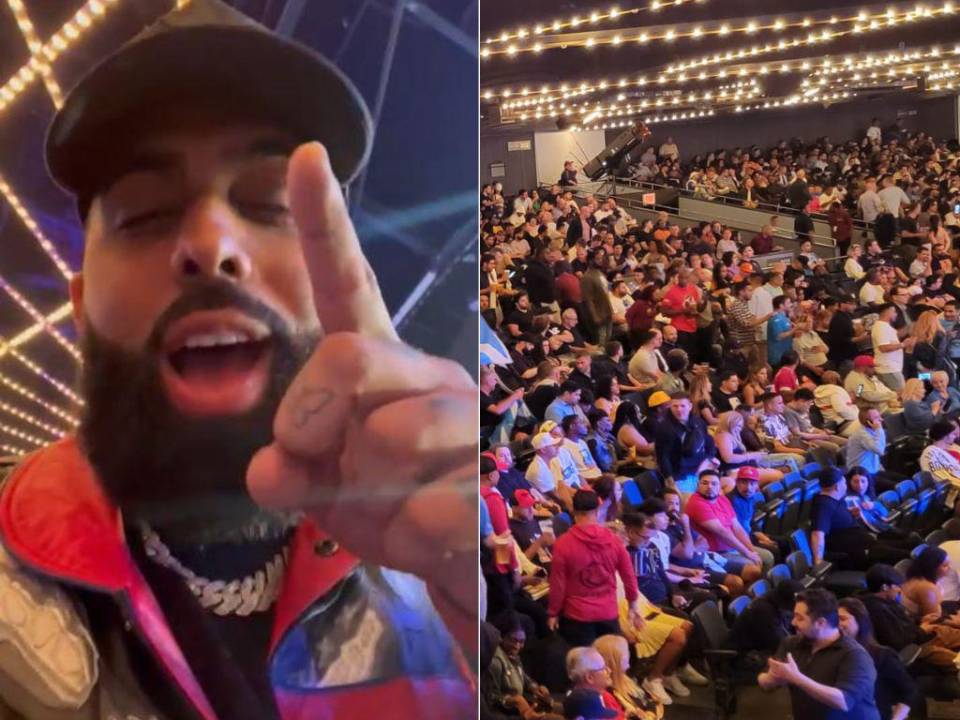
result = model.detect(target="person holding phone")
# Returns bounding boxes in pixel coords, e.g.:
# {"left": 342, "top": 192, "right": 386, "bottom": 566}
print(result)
{"left": 927, "top": 370, "right": 960, "bottom": 420}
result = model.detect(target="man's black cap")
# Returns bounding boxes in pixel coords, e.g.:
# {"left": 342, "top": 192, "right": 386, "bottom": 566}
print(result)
{"left": 46, "top": 0, "right": 372, "bottom": 219}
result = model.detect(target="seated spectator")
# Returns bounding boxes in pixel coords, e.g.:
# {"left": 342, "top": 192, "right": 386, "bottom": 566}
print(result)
{"left": 639, "top": 391, "right": 671, "bottom": 443}
{"left": 783, "top": 387, "right": 845, "bottom": 454}
{"left": 900, "top": 378, "right": 940, "bottom": 433}
{"left": 549, "top": 308, "right": 596, "bottom": 355}
{"left": 792, "top": 314, "right": 830, "bottom": 379}
{"left": 711, "top": 370, "right": 743, "bottom": 412}
{"left": 685, "top": 469, "right": 771, "bottom": 581}
{"left": 845, "top": 355, "right": 899, "bottom": 414}
{"left": 509, "top": 489, "right": 557, "bottom": 563}
{"left": 612, "top": 401, "right": 654, "bottom": 458}
{"left": 810, "top": 466, "right": 911, "bottom": 570}
{"left": 493, "top": 445, "right": 562, "bottom": 517}
{"left": 689, "top": 374, "right": 719, "bottom": 426}
{"left": 654, "top": 393, "right": 718, "bottom": 494}
{"left": 526, "top": 432, "right": 577, "bottom": 511}
{"left": 726, "top": 466, "right": 782, "bottom": 560}
{"left": 919, "top": 418, "right": 960, "bottom": 512}
{"left": 714, "top": 411, "right": 784, "bottom": 484}
{"left": 758, "top": 392, "right": 807, "bottom": 458}
{"left": 561, "top": 415, "right": 603, "bottom": 481}
{"left": 837, "top": 598, "right": 917, "bottom": 720}
{"left": 814, "top": 370, "right": 860, "bottom": 434}
{"left": 526, "top": 361, "right": 564, "bottom": 421}
{"left": 661, "top": 487, "right": 746, "bottom": 597}
{"left": 729, "top": 578, "right": 803, "bottom": 658}
{"left": 593, "top": 376, "right": 621, "bottom": 421}
{"left": 772, "top": 350, "right": 804, "bottom": 393}
{"left": 548, "top": 491, "right": 643, "bottom": 647}
{"left": 586, "top": 409, "right": 620, "bottom": 474}
{"left": 591, "top": 636, "right": 664, "bottom": 719}
{"left": 484, "top": 612, "right": 559, "bottom": 718}
{"left": 565, "top": 648, "right": 626, "bottom": 718}
{"left": 567, "top": 354, "right": 598, "bottom": 407}
{"left": 655, "top": 349, "right": 689, "bottom": 395}
{"left": 926, "top": 370, "right": 960, "bottom": 420}
{"left": 483, "top": 365, "right": 526, "bottom": 434}
{"left": 545, "top": 381, "right": 589, "bottom": 426}
{"left": 844, "top": 466, "right": 915, "bottom": 542}
{"left": 845, "top": 408, "right": 901, "bottom": 491}
{"left": 938, "top": 518, "right": 960, "bottom": 603}
{"left": 628, "top": 329, "right": 667, "bottom": 386}
{"left": 902, "top": 545, "right": 958, "bottom": 619}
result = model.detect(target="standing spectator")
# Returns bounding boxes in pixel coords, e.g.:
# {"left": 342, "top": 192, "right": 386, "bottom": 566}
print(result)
{"left": 830, "top": 203, "right": 854, "bottom": 258}
{"left": 878, "top": 176, "right": 910, "bottom": 219}
{"left": 660, "top": 267, "right": 704, "bottom": 360}
{"left": 482, "top": 455, "right": 521, "bottom": 617}
{"left": 872, "top": 304, "right": 914, "bottom": 391}
{"left": 826, "top": 295, "right": 867, "bottom": 369}
{"left": 768, "top": 296, "right": 797, "bottom": 366}
{"left": 653, "top": 393, "right": 717, "bottom": 494}
{"left": 728, "top": 281, "right": 772, "bottom": 368}
{"left": 560, "top": 160, "right": 579, "bottom": 188}
{"left": 581, "top": 251, "right": 614, "bottom": 345}
{"left": 658, "top": 136, "right": 679, "bottom": 161}
{"left": 837, "top": 598, "right": 916, "bottom": 720}
{"left": 758, "top": 589, "right": 880, "bottom": 720}
{"left": 685, "top": 470, "right": 770, "bottom": 581}
{"left": 858, "top": 177, "right": 886, "bottom": 224}
{"left": 548, "top": 490, "right": 643, "bottom": 647}
{"left": 866, "top": 118, "right": 882, "bottom": 143}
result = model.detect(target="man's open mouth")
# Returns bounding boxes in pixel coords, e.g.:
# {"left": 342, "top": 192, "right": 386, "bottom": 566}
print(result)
{"left": 159, "top": 311, "right": 273, "bottom": 417}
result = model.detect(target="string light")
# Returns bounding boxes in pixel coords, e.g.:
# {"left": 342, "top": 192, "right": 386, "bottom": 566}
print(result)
{"left": 0, "top": 419, "right": 46, "bottom": 448}
{"left": 0, "top": 444, "right": 26, "bottom": 457}
{"left": 5, "top": 346, "right": 84, "bottom": 406}
{"left": 0, "top": 274, "right": 81, "bottom": 362}
{"left": 0, "top": 176, "right": 72, "bottom": 280}
{"left": 5, "top": 0, "right": 64, "bottom": 108}
{"left": 482, "top": 0, "right": 711, "bottom": 49}
{"left": 481, "top": 5, "right": 937, "bottom": 59}
{"left": 0, "top": 0, "right": 122, "bottom": 115}
{"left": 0, "top": 400, "right": 67, "bottom": 438}
{"left": 0, "top": 373, "right": 80, "bottom": 427}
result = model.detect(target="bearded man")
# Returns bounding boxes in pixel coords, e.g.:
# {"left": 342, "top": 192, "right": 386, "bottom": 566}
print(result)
{"left": 0, "top": 2, "right": 476, "bottom": 719}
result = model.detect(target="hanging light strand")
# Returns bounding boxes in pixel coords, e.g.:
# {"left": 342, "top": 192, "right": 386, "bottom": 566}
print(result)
{"left": 5, "top": 0, "right": 64, "bottom": 108}
{"left": 0, "top": 373, "right": 80, "bottom": 427}
{"left": 0, "top": 400, "right": 67, "bottom": 438}
{"left": 0, "top": 420, "right": 46, "bottom": 448}
{"left": 0, "top": 273, "right": 81, "bottom": 362}
{"left": 0, "top": 176, "right": 72, "bottom": 280}
{"left": 3, "top": 346, "right": 84, "bottom": 406}
{"left": 0, "top": 443, "right": 26, "bottom": 457}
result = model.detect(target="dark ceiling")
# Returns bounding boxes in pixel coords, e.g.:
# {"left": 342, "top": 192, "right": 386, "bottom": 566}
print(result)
{"left": 0, "top": 0, "right": 477, "bottom": 455}
{"left": 480, "top": 0, "right": 960, "bottom": 130}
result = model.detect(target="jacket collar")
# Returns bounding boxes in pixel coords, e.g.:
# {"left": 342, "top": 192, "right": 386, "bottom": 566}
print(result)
{"left": 0, "top": 437, "right": 360, "bottom": 659}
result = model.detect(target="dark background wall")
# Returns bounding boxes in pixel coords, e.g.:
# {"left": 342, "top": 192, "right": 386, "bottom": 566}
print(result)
{"left": 480, "top": 127, "right": 537, "bottom": 194}
{"left": 606, "top": 92, "right": 958, "bottom": 161}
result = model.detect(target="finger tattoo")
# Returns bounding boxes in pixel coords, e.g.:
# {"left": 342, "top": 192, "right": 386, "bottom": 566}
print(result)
{"left": 291, "top": 388, "right": 335, "bottom": 429}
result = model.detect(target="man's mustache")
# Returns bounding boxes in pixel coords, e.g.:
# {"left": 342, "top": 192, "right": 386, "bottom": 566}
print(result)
{"left": 142, "top": 281, "right": 293, "bottom": 356}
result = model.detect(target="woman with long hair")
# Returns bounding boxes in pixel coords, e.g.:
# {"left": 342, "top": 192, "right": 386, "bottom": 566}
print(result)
{"left": 714, "top": 411, "right": 784, "bottom": 485}
{"left": 525, "top": 360, "right": 563, "bottom": 421}
{"left": 689, "top": 374, "right": 719, "bottom": 426}
{"left": 594, "top": 474, "right": 623, "bottom": 525}
{"left": 903, "top": 545, "right": 957, "bottom": 618}
{"left": 613, "top": 400, "right": 654, "bottom": 457}
{"left": 909, "top": 309, "right": 946, "bottom": 376}
{"left": 595, "top": 375, "right": 622, "bottom": 421}
{"left": 742, "top": 365, "right": 772, "bottom": 408}
{"left": 592, "top": 635, "right": 664, "bottom": 720}
{"left": 838, "top": 598, "right": 915, "bottom": 720}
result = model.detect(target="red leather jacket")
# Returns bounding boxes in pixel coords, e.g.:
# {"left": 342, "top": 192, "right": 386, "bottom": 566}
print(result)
{"left": 0, "top": 439, "right": 473, "bottom": 719}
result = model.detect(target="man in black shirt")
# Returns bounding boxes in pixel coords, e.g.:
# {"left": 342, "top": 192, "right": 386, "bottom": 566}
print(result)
{"left": 505, "top": 291, "right": 535, "bottom": 338}
{"left": 826, "top": 295, "right": 865, "bottom": 369}
{"left": 759, "top": 589, "right": 880, "bottom": 720}
{"left": 524, "top": 246, "right": 558, "bottom": 311}
{"left": 560, "top": 160, "right": 578, "bottom": 187}
{"left": 567, "top": 353, "right": 597, "bottom": 405}
{"left": 810, "top": 467, "right": 910, "bottom": 570}
{"left": 711, "top": 370, "right": 742, "bottom": 412}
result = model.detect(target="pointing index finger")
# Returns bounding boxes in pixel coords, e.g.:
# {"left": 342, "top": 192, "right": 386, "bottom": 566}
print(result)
{"left": 288, "top": 142, "right": 397, "bottom": 341}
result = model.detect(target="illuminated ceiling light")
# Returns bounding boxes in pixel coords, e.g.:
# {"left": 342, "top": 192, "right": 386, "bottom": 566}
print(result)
{"left": 665, "top": 29, "right": 676, "bottom": 41}
{"left": 745, "top": 21, "right": 758, "bottom": 33}
{"left": 692, "top": 26, "right": 703, "bottom": 38}
{"left": 638, "top": 32, "right": 649, "bottom": 43}
{"left": 532, "top": 42, "right": 543, "bottom": 52}
{"left": 718, "top": 24, "right": 730, "bottom": 35}
{"left": 773, "top": 18, "right": 785, "bottom": 30}
{"left": 612, "top": 34, "right": 622, "bottom": 45}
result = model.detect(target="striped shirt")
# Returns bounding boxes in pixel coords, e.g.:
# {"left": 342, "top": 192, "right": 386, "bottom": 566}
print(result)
{"left": 728, "top": 298, "right": 758, "bottom": 347}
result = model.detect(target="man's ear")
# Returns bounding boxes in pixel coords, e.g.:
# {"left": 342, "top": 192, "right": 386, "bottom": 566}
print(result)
{"left": 69, "top": 273, "right": 85, "bottom": 337}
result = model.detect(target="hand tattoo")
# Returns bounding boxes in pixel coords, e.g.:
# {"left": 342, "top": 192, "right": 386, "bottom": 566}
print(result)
{"left": 291, "top": 388, "right": 335, "bottom": 429}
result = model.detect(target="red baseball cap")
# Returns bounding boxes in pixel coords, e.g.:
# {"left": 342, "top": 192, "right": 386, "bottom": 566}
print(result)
{"left": 513, "top": 489, "right": 537, "bottom": 508}
{"left": 853, "top": 355, "right": 876, "bottom": 369}
{"left": 736, "top": 466, "right": 760, "bottom": 481}
{"left": 480, "top": 451, "right": 507, "bottom": 472}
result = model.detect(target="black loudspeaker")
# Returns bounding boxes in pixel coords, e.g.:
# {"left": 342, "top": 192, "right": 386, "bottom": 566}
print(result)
{"left": 918, "top": 75, "right": 926, "bottom": 93}
{"left": 583, "top": 124, "right": 647, "bottom": 180}
{"left": 556, "top": 117, "right": 572, "bottom": 131}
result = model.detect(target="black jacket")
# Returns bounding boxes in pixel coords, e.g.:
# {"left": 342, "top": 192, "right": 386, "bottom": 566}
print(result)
{"left": 653, "top": 415, "right": 716, "bottom": 482}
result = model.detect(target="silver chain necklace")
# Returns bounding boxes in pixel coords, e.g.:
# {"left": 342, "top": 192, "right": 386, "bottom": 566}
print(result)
{"left": 140, "top": 525, "right": 289, "bottom": 617}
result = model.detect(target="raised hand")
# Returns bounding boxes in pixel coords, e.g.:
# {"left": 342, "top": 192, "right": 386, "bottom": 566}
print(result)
{"left": 246, "top": 143, "right": 477, "bottom": 653}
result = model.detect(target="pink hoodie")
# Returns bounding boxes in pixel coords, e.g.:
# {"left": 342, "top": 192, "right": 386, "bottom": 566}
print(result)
{"left": 548, "top": 523, "right": 638, "bottom": 622}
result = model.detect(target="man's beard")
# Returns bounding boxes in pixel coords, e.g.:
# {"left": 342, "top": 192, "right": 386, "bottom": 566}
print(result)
{"left": 78, "top": 282, "right": 319, "bottom": 545}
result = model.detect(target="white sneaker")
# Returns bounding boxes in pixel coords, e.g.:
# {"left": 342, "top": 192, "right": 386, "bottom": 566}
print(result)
{"left": 662, "top": 674, "right": 691, "bottom": 697}
{"left": 678, "top": 662, "right": 710, "bottom": 686}
{"left": 642, "top": 677, "right": 673, "bottom": 705}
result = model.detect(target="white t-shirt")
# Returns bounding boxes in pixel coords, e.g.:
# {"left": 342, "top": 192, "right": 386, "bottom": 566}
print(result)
{"left": 563, "top": 438, "right": 602, "bottom": 480}
{"left": 866, "top": 125, "right": 882, "bottom": 142}
{"left": 525, "top": 455, "right": 557, "bottom": 494}
{"left": 872, "top": 320, "right": 902, "bottom": 373}
{"left": 859, "top": 282, "right": 884, "bottom": 306}
{"left": 551, "top": 448, "right": 582, "bottom": 489}
{"left": 794, "top": 331, "right": 828, "bottom": 367}
{"left": 609, "top": 293, "right": 628, "bottom": 320}
{"left": 651, "top": 530, "right": 672, "bottom": 568}
{"left": 749, "top": 286, "right": 774, "bottom": 340}
{"left": 879, "top": 186, "right": 910, "bottom": 217}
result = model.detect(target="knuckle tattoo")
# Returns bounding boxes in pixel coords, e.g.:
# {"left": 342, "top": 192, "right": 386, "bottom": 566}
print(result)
{"left": 291, "top": 387, "right": 335, "bottom": 429}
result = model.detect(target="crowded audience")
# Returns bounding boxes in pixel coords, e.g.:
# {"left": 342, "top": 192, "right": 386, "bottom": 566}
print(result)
{"left": 481, "top": 121, "right": 960, "bottom": 718}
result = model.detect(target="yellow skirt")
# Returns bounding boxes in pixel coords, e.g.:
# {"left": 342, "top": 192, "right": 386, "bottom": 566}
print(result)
{"left": 618, "top": 596, "right": 687, "bottom": 659}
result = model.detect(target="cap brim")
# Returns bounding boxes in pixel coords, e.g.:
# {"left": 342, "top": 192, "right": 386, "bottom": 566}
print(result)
{"left": 46, "top": 25, "right": 372, "bottom": 203}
